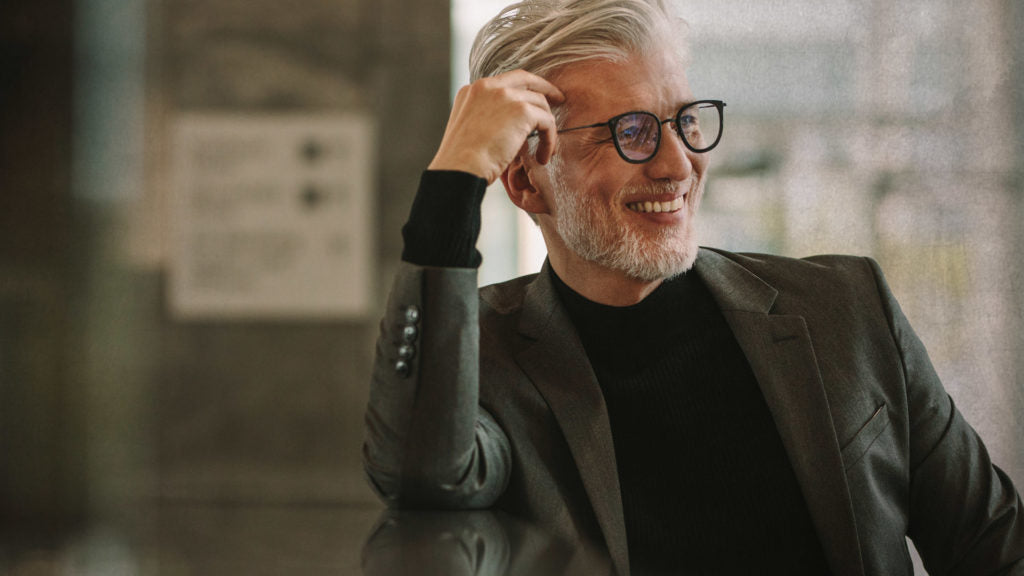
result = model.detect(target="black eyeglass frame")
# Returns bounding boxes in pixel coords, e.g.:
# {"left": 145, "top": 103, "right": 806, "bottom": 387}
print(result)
{"left": 556, "top": 99, "right": 726, "bottom": 164}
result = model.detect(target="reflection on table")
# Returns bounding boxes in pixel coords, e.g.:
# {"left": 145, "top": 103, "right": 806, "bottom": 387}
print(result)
{"left": 1, "top": 504, "right": 612, "bottom": 575}
{"left": 362, "top": 509, "right": 613, "bottom": 576}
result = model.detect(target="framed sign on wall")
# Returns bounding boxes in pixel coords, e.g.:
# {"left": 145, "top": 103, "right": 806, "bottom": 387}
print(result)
{"left": 169, "top": 113, "right": 375, "bottom": 320}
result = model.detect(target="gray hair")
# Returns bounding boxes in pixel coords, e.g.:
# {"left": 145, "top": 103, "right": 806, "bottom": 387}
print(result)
{"left": 468, "top": 0, "right": 690, "bottom": 83}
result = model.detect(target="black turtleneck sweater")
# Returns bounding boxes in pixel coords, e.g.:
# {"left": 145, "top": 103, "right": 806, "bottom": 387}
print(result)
{"left": 550, "top": 268, "right": 829, "bottom": 574}
{"left": 402, "top": 170, "right": 831, "bottom": 574}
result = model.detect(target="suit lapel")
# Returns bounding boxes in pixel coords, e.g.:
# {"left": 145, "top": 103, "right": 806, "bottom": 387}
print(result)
{"left": 695, "top": 249, "right": 865, "bottom": 576}
{"left": 514, "top": 262, "right": 630, "bottom": 576}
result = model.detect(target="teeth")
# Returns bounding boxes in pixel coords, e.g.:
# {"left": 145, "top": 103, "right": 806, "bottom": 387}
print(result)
{"left": 628, "top": 197, "right": 685, "bottom": 214}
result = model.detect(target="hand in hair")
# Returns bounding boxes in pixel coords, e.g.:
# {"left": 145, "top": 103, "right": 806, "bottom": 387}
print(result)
{"left": 428, "top": 69, "right": 564, "bottom": 185}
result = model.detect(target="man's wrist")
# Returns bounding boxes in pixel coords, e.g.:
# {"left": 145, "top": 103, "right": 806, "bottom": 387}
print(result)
{"left": 401, "top": 170, "right": 488, "bottom": 268}
{"left": 426, "top": 153, "right": 494, "bottom": 184}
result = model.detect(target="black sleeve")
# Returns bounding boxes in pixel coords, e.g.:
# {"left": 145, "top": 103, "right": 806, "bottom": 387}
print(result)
{"left": 401, "top": 170, "right": 488, "bottom": 268}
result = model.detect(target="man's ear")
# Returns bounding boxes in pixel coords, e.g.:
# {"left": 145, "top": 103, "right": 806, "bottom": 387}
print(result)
{"left": 500, "top": 145, "right": 551, "bottom": 215}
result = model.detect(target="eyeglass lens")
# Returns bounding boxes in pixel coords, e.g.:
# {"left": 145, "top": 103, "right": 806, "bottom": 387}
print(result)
{"left": 613, "top": 102, "right": 721, "bottom": 162}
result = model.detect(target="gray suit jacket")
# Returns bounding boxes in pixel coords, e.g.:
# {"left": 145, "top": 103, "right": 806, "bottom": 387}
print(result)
{"left": 364, "top": 248, "right": 1024, "bottom": 576}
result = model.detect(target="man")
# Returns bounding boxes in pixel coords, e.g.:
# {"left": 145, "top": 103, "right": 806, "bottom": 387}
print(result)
{"left": 362, "top": 1, "right": 1024, "bottom": 574}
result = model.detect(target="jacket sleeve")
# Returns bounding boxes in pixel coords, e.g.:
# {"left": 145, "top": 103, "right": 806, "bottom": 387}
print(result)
{"left": 867, "top": 258, "right": 1024, "bottom": 574}
{"left": 362, "top": 261, "right": 511, "bottom": 509}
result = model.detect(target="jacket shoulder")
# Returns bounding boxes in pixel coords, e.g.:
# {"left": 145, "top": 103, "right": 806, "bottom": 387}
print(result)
{"left": 706, "top": 247, "right": 878, "bottom": 288}
{"left": 702, "top": 247, "right": 886, "bottom": 316}
{"left": 478, "top": 272, "right": 539, "bottom": 315}
{"left": 705, "top": 247, "right": 874, "bottom": 278}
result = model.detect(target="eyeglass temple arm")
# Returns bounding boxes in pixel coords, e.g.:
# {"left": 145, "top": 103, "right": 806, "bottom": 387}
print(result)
{"left": 528, "top": 121, "right": 610, "bottom": 139}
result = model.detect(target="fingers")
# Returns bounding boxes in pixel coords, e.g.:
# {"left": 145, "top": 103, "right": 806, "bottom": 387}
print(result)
{"left": 533, "top": 109, "right": 558, "bottom": 165}
{"left": 429, "top": 70, "right": 565, "bottom": 183}
{"left": 492, "top": 71, "right": 562, "bottom": 165}
{"left": 501, "top": 69, "right": 566, "bottom": 105}
{"left": 477, "top": 70, "right": 564, "bottom": 129}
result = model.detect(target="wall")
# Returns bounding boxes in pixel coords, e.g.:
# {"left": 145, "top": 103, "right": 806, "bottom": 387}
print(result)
{"left": 0, "top": 0, "right": 83, "bottom": 532}
{"left": 142, "top": 0, "right": 451, "bottom": 506}
{"left": 1, "top": 0, "right": 452, "bottom": 534}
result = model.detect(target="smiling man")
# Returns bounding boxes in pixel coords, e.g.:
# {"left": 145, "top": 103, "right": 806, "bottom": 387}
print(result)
{"left": 362, "top": 1, "right": 1024, "bottom": 575}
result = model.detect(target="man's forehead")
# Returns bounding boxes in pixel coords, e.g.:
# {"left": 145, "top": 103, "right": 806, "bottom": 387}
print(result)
{"left": 551, "top": 53, "right": 692, "bottom": 118}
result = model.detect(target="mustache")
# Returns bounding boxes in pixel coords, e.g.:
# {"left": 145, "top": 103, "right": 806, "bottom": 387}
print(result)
{"left": 619, "top": 179, "right": 686, "bottom": 198}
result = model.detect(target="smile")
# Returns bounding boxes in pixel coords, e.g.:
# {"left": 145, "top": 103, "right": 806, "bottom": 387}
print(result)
{"left": 626, "top": 196, "right": 686, "bottom": 214}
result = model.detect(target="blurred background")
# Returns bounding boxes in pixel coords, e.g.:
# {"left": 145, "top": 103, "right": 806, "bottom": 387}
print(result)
{"left": 2, "top": 0, "right": 1022, "bottom": 573}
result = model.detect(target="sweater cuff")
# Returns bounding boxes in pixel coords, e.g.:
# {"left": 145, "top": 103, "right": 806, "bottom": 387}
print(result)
{"left": 401, "top": 170, "right": 487, "bottom": 268}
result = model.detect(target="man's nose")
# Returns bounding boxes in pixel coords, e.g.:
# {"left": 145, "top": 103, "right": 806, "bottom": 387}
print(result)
{"left": 644, "top": 128, "right": 696, "bottom": 182}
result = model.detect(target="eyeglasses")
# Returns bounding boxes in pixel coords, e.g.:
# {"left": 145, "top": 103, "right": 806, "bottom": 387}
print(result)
{"left": 556, "top": 99, "right": 726, "bottom": 164}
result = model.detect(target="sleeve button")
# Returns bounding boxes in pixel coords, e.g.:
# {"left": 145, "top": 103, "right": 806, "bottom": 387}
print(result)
{"left": 394, "top": 359, "right": 411, "bottom": 377}
{"left": 401, "top": 325, "right": 418, "bottom": 343}
{"left": 398, "top": 344, "right": 416, "bottom": 360}
{"left": 403, "top": 306, "right": 421, "bottom": 324}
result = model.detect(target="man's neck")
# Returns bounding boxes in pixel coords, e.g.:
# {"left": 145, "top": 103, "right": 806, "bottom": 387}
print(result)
{"left": 547, "top": 251, "right": 664, "bottom": 306}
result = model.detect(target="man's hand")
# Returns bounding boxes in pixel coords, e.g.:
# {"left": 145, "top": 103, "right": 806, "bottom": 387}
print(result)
{"left": 428, "top": 70, "right": 565, "bottom": 185}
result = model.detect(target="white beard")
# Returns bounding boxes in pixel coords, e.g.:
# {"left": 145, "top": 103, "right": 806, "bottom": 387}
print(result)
{"left": 549, "top": 157, "right": 702, "bottom": 282}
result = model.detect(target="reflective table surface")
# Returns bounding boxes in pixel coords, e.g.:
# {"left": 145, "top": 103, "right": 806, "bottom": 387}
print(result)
{"left": 2, "top": 503, "right": 612, "bottom": 575}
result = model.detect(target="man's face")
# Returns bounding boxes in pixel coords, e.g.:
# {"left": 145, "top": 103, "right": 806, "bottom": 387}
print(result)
{"left": 540, "top": 50, "right": 709, "bottom": 282}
